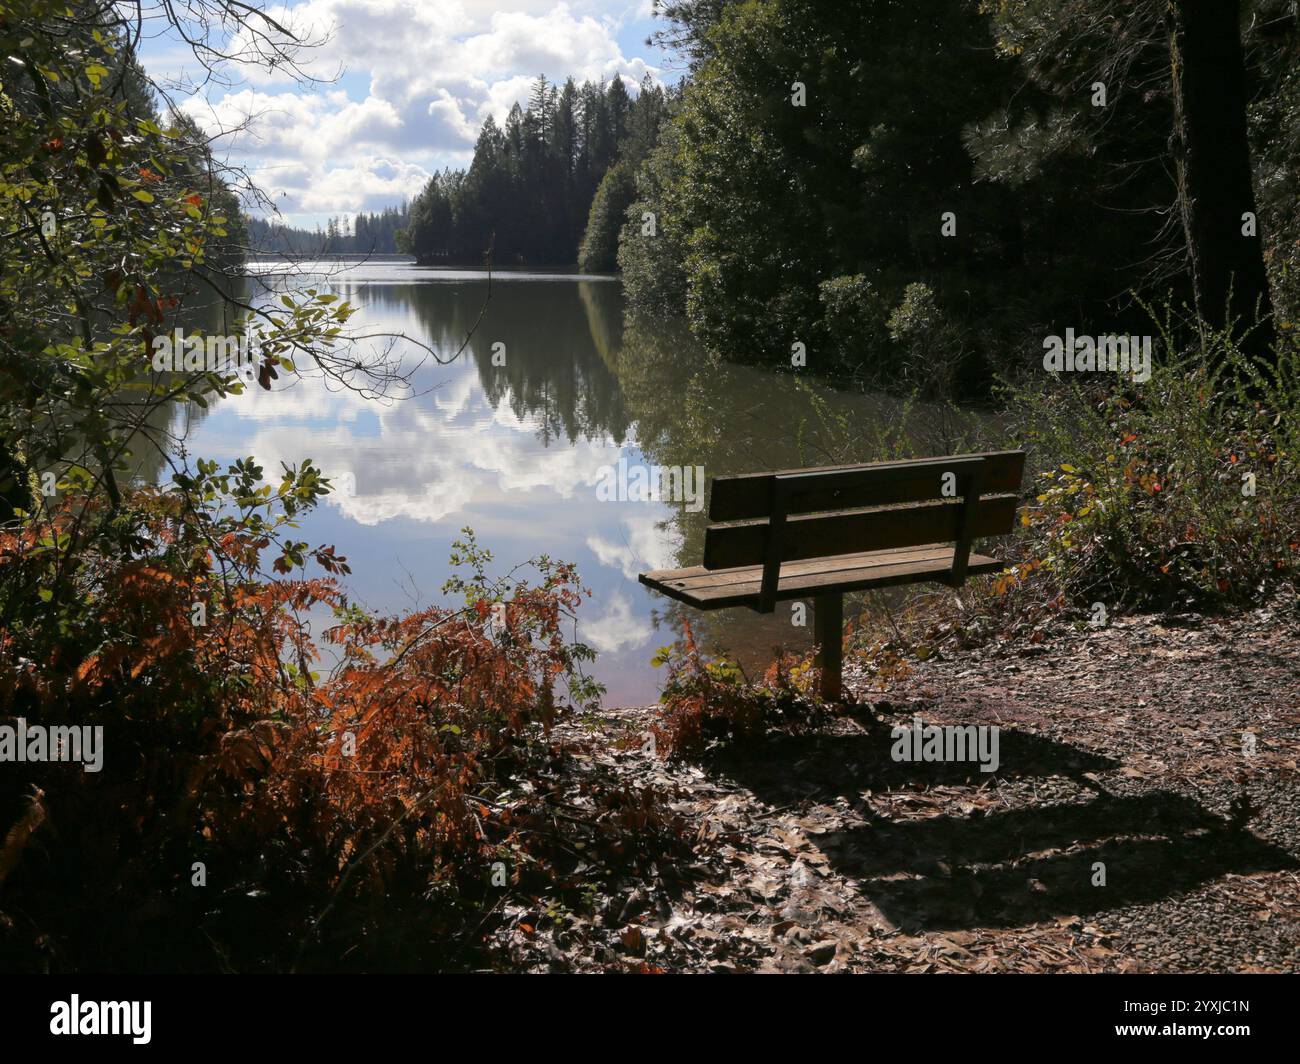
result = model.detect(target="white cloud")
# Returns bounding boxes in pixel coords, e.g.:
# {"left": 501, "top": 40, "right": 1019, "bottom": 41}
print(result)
{"left": 160, "top": 0, "right": 661, "bottom": 222}
{"left": 586, "top": 511, "right": 677, "bottom": 580}
{"left": 296, "top": 156, "right": 432, "bottom": 212}
{"left": 579, "top": 590, "right": 653, "bottom": 653}
{"left": 213, "top": 349, "right": 632, "bottom": 526}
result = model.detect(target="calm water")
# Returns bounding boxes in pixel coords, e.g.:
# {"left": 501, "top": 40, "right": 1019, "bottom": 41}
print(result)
{"left": 171, "top": 260, "right": 988, "bottom": 705}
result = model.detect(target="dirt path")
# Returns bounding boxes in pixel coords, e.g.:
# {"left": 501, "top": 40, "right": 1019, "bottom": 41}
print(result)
{"left": 492, "top": 602, "right": 1300, "bottom": 972}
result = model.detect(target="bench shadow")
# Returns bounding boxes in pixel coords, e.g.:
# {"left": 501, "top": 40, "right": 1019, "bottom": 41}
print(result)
{"left": 707, "top": 728, "right": 1298, "bottom": 932}
{"left": 826, "top": 791, "right": 1298, "bottom": 931}
{"left": 707, "top": 726, "right": 1117, "bottom": 804}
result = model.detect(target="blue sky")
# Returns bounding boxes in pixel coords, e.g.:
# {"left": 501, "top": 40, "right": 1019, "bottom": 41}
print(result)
{"left": 136, "top": 1, "right": 677, "bottom": 229}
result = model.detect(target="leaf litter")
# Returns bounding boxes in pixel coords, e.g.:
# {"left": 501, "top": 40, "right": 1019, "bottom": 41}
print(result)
{"left": 486, "top": 600, "right": 1299, "bottom": 972}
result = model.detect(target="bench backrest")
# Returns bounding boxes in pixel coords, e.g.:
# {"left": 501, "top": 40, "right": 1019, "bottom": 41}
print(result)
{"left": 702, "top": 450, "right": 1026, "bottom": 611}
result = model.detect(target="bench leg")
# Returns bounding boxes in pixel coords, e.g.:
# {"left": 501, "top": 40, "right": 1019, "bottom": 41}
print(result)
{"left": 813, "top": 592, "right": 843, "bottom": 703}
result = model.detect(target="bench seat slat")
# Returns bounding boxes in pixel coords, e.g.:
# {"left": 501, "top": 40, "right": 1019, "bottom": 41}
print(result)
{"left": 644, "top": 543, "right": 954, "bottom": 586}
{"left": 640, "top": 545, "right": 1004, "bottom": 611}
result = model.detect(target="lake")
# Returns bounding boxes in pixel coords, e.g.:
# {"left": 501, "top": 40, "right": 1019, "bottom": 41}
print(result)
{"left": 173, "top": 259, "right": 989, "bottom": 705}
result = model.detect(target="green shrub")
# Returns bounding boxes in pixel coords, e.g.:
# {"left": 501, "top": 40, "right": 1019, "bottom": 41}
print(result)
{"left": 886, "top": 282, "right": 966, "bottom": 397}
{"left": 817, "top": 274, "right": 890, "bottom": 376}
{"left": 578, "top": 161, "right": 636, "bottom": 273}
{"left": 618, "top": 123, "right": 689, "bottom": 312}
{"left": 1004, "top": 309, "right": 1300, "bottom": 611}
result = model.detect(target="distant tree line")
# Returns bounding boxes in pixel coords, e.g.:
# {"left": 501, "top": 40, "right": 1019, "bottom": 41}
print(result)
{"left": 399, "top": 74, "right": 670, "bottom": 269}
{"left": 244, "top": 204, "right": 411, "bottom": 256}
{"left": 246, "top": 74, "right": 671, "bottom": 270}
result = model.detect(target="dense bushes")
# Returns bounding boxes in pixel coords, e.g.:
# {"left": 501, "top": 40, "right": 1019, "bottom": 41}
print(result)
{"left": 816, "top": 274, "right": 889, "bottom": 377}
{"left": 1004, "top": 316, "right": 1300, "bottom": 612}
{"left": 856, "top": 313, "right": 1300, "bottom": 657}
{"left": 0, "top": 479, "right": 685, "bottom": 970}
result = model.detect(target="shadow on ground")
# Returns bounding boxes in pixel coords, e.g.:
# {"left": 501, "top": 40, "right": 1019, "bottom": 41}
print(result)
{"left": 827, "top": 791, "right": 1297, "bottom": 931}
{"left": 709, "top": 725, "right": 1298, "bottom": 933}
{"left": 708, "top": 723, "right": 1116, "bottom": 801}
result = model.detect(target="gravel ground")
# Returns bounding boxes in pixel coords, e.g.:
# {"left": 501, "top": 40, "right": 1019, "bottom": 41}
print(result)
{"left": 489, "top": 601, "right": 1300, "bottom": 972}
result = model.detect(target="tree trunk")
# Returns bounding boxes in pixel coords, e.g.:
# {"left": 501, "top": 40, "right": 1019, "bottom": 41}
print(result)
{"left": 1167, "top": 0, "right": 1275, "bottom": 363}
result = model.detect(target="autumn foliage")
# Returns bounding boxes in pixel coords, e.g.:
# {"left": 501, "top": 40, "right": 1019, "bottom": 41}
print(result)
{"left": 650, "top": 621, "right": 827, "bottom": 759}
{"left": 0, "top": 481, "right": 681, "bottom": 971}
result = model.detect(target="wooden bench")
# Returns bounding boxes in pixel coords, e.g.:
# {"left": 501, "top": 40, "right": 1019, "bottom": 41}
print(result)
{"left": 639, "top": 450, "right": 1025, "bottom": 701}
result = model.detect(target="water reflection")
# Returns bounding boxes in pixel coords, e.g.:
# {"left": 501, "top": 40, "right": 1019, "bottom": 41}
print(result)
{"left": 175, "top": 262, "right": 997, "bottom": 705}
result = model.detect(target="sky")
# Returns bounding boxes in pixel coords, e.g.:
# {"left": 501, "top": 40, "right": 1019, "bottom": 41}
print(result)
{"left": 136, "top": 1, "right": 676, "bottom": 229}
